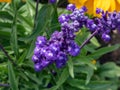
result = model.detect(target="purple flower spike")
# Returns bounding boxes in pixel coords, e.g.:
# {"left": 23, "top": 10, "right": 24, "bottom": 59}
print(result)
{"left": 45, "top": 50, "right": 56, "bottom": 61}
{"left": 96, "top": 8, "right": 102, "bottom": 14}
{"left": 36, "top": 36, "right": 47, "bottom": 47}
{"left": 34, "top": 63, "right": 42, "bottom": 72}
{"left": 32, "top": 6, "right": 120, "bottom": 71}
{"left": 41, "top": 60, "right": 50, "bottom": 68}
{"left": 102, "top": 33, "right": 111, "bottom": 42}
{"left": 34, "top": 46, "right": 41, "bottom": 55}
{"left": 68, "top": 42, "right": 80, "bottom": 56}
{"left": 67, "top": 4, "right": 76, "bottom": 11}
{"left": 49, "top": 43, "right": 60, "bottom": 53}
{"left": 58, "top": 14, "right": 69, "bottom": 23}
{"left": 81, "top": 6, "right": 87, "bottom": 12}
{"left": 40, "top": 47, "right": 48, "bottom": 56}
{"left": 32, "top": 55, "right": 39, "bottom": 62}
{"left": 55, "top": 52, "right": 68, "bottom": 68}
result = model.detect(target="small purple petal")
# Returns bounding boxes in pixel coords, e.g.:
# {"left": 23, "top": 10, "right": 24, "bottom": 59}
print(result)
{"left": 67, "top": 4, "right": 76, "bottom": 11}
{"left": 32, "top": 55, "right": 39, "bottom": 62}
{"left": 36, "top": 36, "right": 47, "bottom": 47}
{"left": 49, "top": 0, "right": 56, "bottom": 4}
{"left": 102, "top": 33, "right": 111, "bottom": 42}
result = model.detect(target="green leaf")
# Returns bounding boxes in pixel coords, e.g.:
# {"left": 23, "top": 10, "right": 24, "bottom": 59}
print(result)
{"left": 18, "top": 72, "right": 29, "bottom": 82}
{"left": 10, "top": 7, "right": 19, "bottom": 59}
{"left": 18, "top": 49, "right": 27, "bottom": 64}
{"left": 67, "top": 79, "right": 90, "bottom": 90}
{"left": 68, "top": 57, "right": 74, "bottom": 78}
{"left": 56, "top": 68, "right": 69, "bottom": 87}
{"left": 88, "top": 44, "right": 120, "bottom": 59}
{"left": 67, "top": 79, "right": 113, "bottom": 90}
{"left": 48, "top": 68, "right": 69, "bottom": 90}
{"left": 74, "top": 56, "right": 97, "bottom": 70}
{"left": 0, "top": 29, "right": 11, "bottom": 39}
{"left": 8, "top": 61, "right": 18, "bottom": 90}
{"left": 26, "top": 4, "right": 54, "bottom": 58}
{"left": 74, "top": 66, "right": 94, "bottom": 84}
{"left": 100, "top": 62, "right": 120, "bottom": 78}
{"left": 21, "top": 4, "right": 53, "bottom": 42}
{"left": 86, "top": 68, "right": 94, "bottom": 85}
{"left": 24, "top": 71, "right": 42, "bottom": 85}
{"left": 90, "top": 36, "right": 100, "bottom": 47}
{"left": 26, "top": 40, "right": 35, "bottom": 59}
{"left": 49, "top": 4, "right": 60, "bottom": 35}
{"left": 0, "top": 11, "right": 13, "bottom": 21}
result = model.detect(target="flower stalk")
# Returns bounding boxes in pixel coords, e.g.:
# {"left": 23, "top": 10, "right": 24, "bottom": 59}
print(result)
{"left": 0, "top": 83, "right": 10, "bottom": 87}
{"left": 80, "top": 30, "right": 98, "bottom": 49}
{"left": 0, "top": 44, "right": 17, "bottom": 66}
{"left": 34, "top": 0, "right": 40, "bottom": 29}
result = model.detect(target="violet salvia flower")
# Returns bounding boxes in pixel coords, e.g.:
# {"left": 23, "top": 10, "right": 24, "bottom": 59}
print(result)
{"left": 101, "top": 33, "right": 111, "bottom": 42}
{"left": 58, "top": 14, "right": 70, "bottom": 23}
{"left": 32, "top": 4, "right": 120, "bottom": 71}
{"left": 96, "top": 8, "right": 102, "bottom": 14}
{"left": 67, "top": 4, "right": 76, "bottom": 11}
{"left": 36, "top": 36, "right": 47, "bottom": 47}
{"left": 49, "top": 0, "right": 56, "bottom": 4}
{"left": 55, "top": 52, "right": 68, "bottom": 68}
{"left": 81, "top": 6, "right": 87, "bottom": 12}
{"left": 68, "top": 42, "right": 80, "bottom": 56}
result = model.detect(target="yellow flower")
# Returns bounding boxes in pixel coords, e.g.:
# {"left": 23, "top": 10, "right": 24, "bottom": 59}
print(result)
{"left": 68, "top": 0, "right": 120, "bottom": 16}
{"left": 91, "top": 60, "right": 97, "bottom": 64}
{"left": 0, "top": 0, "right": 11, "bottom": 3}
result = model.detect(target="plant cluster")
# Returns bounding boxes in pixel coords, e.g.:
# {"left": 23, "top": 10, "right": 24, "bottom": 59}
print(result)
{"left": 0, "top": 0, "right": 120, "bottom": 90}
{"left": 32, "top": 3, "right": 120, "bottom": 72}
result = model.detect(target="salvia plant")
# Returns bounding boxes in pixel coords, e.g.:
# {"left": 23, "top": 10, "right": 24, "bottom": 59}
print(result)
{"left": 0, "top": 0, "right": 120, "bottom": 90}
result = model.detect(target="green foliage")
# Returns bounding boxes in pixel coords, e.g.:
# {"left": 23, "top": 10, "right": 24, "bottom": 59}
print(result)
{"left": 0, "top": 0, "right": 120, "bottom": 90}
{"left": 8, "top": 61, "right": 18, "bottom": 90}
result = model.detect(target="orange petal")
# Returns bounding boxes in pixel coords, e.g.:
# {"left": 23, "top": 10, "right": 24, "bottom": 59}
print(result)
{"left": 117, "top": 0, "right": 120, "bottom": 4}
{"left": 68, "top": 0, "right": 81, "bottom": 8}
{"left": 78, "top": 0, "right": 87, "bottom": 4}
{"left": 94, "top": 0, "right": 102, "bottom": 8}
{"left": 110, "top": 0, "right": 116, "bottom": 11}
{"left": 116, "top": 0, "right": 120, "bottom": 11}
{"left": 68, "top": 0, "right": 75, "bottom": 3}
{"left": 93, "top": 0, "right": 102, "bottom": 15}
{"left": 0, "top": 0, "right": 11, "bottom": 2}
{"left": 85, "top": 0, "right": 94, "bottom": 15}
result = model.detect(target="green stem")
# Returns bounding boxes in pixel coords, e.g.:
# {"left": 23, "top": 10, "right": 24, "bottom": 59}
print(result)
{"left": 47, "top": 67, "right": 57, "bottom": 85}
{"left": 0, "top": 83, "right": 10, "bottom": 87}
{"left": 0, "top": 43, "right": 17, "bottom": 66}
{"left": 34, "top": 0, "right": 40, "bottom": 29}
{"left": 11, "top": 0, "right": 19, "bottom": 60}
